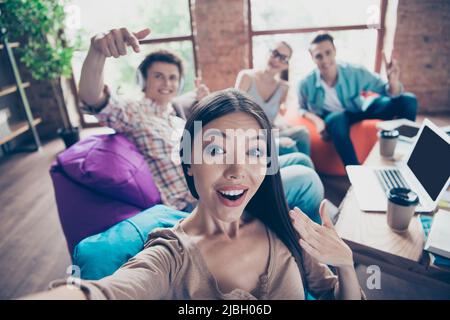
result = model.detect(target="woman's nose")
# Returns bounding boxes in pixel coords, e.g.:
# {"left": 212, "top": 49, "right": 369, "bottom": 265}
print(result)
{"left": 225, "top": 164, "right": 246, "bottom": 180}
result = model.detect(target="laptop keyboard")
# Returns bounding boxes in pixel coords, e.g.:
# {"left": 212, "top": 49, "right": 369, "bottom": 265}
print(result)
{"left": 375, "top": 168, "right": 425, "bottom": 208}
{"left": 375, "top": 168, "right": 411, "bottom": 193}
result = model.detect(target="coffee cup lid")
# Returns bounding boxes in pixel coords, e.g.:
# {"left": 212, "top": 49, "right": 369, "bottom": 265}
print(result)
{"left": 379, "top": 129, "right": 399, "bottom": 139}
{"left": 387, "top": 187, "right": 419, "bottom": 206}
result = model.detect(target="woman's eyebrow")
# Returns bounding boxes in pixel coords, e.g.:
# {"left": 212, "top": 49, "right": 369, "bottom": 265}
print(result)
{"left": 203, "top": 130, "right": 265, "bottom": 140}
{"left": 201, "top": 131, "right": 225, "bottom": 147}
{"left": 204, "top": 130, "right": 226, "bottom": 139}
{"left": 250, "top": 134, "right": 266, "bottom": 141}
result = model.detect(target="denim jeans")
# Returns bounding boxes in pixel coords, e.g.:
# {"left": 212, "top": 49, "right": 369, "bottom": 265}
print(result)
{"left": 278, "top": 126, "right": 311, "bottom": 156}
{"left": 279, "top": 152, "right": 323, "bottom": 223}
{"left": 324, "top": 92, "right": 418, "bottom": 166}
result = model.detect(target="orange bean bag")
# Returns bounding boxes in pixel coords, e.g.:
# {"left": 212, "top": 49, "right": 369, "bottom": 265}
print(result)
{"left": 285, "top": 113, "right": 380, "bottom": 176}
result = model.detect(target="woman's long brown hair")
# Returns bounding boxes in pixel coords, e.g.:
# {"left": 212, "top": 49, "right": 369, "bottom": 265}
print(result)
{"left": 179, "top": 88, "right": 308, "bottom": 296}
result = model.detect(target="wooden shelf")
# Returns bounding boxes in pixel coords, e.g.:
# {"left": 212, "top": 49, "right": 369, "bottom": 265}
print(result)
{"left": 0, "top": 117, "right": 42, "bottom": 145}
{"left": 0, "top": 42, "right": 20, "bottom": 50}
{"left": 1, "top": 39, "right": 42, "bottom": 151}
{"left": 0, "top": 82, "right": 30, "bottom": 98}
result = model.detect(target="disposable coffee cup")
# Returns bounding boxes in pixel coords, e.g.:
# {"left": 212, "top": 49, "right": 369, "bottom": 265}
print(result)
{"left": 386, "top": 187, "right": 419, "bottom": 232}
{"left": 378, "top": 129, "right": 399, "bottom": 158}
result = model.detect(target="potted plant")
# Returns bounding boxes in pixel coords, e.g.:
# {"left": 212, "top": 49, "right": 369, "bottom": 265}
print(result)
{"left": 0, "top": 0, "right": 80, "bottom": 148}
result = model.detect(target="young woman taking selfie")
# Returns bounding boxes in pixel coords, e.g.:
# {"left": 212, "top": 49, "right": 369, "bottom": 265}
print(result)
{"left": 25, "top": 89, "right": 363, "bottom": 300}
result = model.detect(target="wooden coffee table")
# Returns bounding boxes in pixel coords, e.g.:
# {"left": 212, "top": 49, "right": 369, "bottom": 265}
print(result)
{"left": 335, "top": 140, "right": 450, "bottom": 290}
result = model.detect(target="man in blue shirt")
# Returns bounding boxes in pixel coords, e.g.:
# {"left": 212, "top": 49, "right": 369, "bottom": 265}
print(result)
{"left": 298, "top": 33, "right": 417, "bottom": 166}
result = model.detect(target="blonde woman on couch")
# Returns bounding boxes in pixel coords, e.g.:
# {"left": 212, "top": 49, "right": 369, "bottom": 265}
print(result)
{"left": 25, "top": 89, "right": 363, "bottom": 300}
{"left": 235, "top": 41, "right": 311, "bottom": 157}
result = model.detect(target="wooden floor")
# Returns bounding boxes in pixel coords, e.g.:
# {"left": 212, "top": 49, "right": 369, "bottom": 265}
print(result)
{"left": 0, "top": 128, "right": 111, "bottom": 299}
{"left": 0, "top": 115, "right": 449, "bottom": 300}
{"left": 0, "top": 138, "right": 71, "bottom": 299}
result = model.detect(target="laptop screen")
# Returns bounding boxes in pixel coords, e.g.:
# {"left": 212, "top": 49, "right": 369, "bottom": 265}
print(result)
{"left": 407, "top": 125, "right": 450, "bottom": 201}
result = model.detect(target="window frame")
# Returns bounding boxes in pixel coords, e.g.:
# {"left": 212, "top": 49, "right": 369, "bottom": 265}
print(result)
{"left": 247, "top": 0, "right": 388, "bottom": 74}
{"left": 73, "top": 0, "right": 198, "bottom": 128}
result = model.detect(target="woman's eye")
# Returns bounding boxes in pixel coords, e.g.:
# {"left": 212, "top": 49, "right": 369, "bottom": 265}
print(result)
{"left": 248, "top": 148, "right": 264, "bottom": 157}
{"left": 205, "top": 145, "right": 225, "bottom": 156}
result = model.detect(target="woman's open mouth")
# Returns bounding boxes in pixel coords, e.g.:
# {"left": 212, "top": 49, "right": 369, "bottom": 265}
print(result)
{"left": 216, "top": 188, "right": 249, "bottom": 207}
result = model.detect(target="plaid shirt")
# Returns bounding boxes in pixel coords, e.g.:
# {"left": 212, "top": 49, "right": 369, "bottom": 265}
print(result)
{"left": 84, "top": 89, "right": 196, "bottom": 210}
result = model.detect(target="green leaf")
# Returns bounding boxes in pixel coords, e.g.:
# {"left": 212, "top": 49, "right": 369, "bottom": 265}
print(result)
{"left": 2, "top": 0, "right": 75, "bottom": 80}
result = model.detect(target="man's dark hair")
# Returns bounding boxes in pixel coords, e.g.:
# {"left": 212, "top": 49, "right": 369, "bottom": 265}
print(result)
{"left": 138, "top": 49, "right": 184, "bottom": 80}
{"left": 310, "top": 32, "right": 335, "bottom": 47}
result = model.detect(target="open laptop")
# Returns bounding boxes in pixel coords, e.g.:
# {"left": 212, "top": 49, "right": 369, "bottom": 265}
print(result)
{"left": 346, "top": 119, "right": 450, "bottom": 213}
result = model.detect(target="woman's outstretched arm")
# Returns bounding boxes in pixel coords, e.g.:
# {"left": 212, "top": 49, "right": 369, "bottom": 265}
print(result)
{"left": 21, "top": 286, "right": 87, "bottom": 300}
{"left": 20, "top": 234, "right": 181, "bottom": 300}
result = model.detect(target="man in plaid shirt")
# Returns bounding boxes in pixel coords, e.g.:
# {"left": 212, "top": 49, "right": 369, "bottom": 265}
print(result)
{"left": 87, "top": 87, "right": 197, "bottom": 211}
{"left": 79, "top": 27, "right": 323, "bottom": 221}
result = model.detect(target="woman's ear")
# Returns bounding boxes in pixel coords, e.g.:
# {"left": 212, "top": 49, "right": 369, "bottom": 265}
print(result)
{"left": 187, "top": 165, "right": 193, "bottom": 176}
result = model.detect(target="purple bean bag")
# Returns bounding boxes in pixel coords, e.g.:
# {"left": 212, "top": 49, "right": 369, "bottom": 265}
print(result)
{"left": 50, "top": 133, "right": 161, "bottom": 254}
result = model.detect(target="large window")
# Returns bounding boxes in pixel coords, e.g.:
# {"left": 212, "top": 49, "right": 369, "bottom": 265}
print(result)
{"left": 66, "top": 0, "right": 196, "bottom": 125}
{"left": 251, "top": 0, "right": 383, "bottom": 30}
{"left": 249, "top": 0, "right": 387, "bottom": 92}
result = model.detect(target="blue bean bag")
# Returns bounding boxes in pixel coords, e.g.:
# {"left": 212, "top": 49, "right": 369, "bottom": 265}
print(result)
{"left": 72, "top": 204, "right": 316, "bottom": 299}
{"left": 72, "top": 205, "right": 189, "bottom": 280}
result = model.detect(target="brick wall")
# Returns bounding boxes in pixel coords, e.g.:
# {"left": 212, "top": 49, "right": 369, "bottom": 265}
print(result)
{"left": 193, "top": 0, "right": 249, "bottom": 91}
{"left": 394, "top": 0, "right": 450, "bottom": 114}
{"left": 27, "top": 80, "right": 62, "bottom": 139}
{"left": 24, "top": 73, "right": 80, "bottom": 140}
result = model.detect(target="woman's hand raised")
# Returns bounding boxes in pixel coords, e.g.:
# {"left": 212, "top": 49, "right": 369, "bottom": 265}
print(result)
{"left": 289, "top": 200, "right": 354, "bottom": 268}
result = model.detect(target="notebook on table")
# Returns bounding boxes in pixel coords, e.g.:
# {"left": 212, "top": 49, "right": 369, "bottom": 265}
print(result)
{"left": 424, "top": 210, "right": 450, "bottom": 260}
